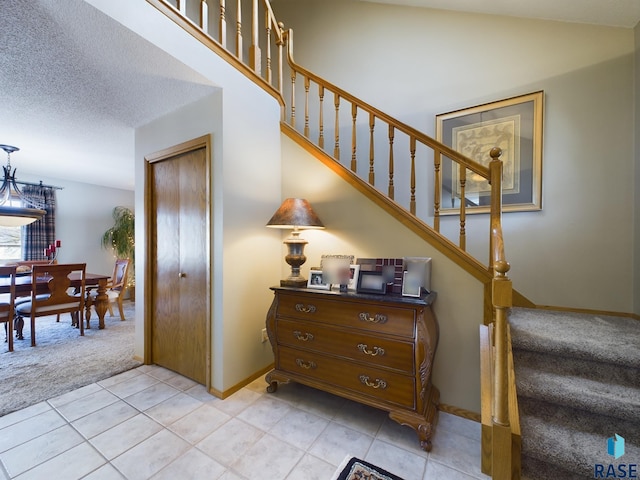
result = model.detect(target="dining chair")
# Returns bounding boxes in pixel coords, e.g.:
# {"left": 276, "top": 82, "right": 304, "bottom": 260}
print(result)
{"left": 15, "top": 263, "right": 86, "bottom": 347}
{"left": 89, "top": 258, "right": 130, "bottom": 321}
{"left": 0, "top": 265, "right": 17, "bottom": 352}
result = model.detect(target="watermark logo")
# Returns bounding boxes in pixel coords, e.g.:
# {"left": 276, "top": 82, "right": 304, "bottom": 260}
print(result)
{"left": 594, "top": 434, "right": 638, "bottom": 479}
{"left": 608, "top": 434, "right": 625, "bottom": 460}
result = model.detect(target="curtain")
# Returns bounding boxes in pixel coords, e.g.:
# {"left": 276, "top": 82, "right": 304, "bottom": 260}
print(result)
{"left": 21, "top": 185, "right": 56, "bottom": 261}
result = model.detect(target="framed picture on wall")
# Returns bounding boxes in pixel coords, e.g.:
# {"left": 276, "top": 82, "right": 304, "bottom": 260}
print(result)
{"left": 435, "top": 91, "right": 544, "bottom": 214}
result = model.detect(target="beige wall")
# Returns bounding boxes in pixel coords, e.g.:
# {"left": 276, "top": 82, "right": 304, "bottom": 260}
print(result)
{"left": 272, "top": 0, "right": 637, "bottom": 314}
{"left": 281, "top": 135, "right": 485, "bottom": 413}
{"left": 92, "top": 0, "right": 284, "bottom": 393}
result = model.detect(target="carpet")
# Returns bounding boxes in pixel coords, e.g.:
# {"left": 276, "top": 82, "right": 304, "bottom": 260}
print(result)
{"left": 0, "top": 301, "right": 141, "bottom": 417}
{"left": 510, "top": 308, "right": 640, "bottom": 478}
{"left": 330, "top": 456, "right": 404, "bottom": 480}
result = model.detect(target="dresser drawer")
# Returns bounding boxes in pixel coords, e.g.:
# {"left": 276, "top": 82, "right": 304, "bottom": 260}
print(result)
{"left": 278, "top": 346, "right": 416, "bottom": 409}
{"left": 277, "top": 292, "right": 416, "bottom": 338}
{"left": 277, "top": 318, "right": 415, "bottom": 373}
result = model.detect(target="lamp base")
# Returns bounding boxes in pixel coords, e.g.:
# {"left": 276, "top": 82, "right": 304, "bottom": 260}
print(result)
{"left": 280, "top": 278, "right": 308, "bottom": 288}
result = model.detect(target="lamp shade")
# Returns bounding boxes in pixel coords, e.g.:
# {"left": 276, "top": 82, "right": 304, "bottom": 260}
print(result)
{"left": 266, "top": 198, "right": 324, "bottom": 229}
{"left": 0, "top": 205, "right": 46, "bottom": 226}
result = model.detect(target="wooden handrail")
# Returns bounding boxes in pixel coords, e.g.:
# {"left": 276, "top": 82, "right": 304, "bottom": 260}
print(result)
{"left": 144, "top": 2, "right": 518, "bottom": 477}
{"left": 282, "top": 29, "right": 490, "bottom": 181}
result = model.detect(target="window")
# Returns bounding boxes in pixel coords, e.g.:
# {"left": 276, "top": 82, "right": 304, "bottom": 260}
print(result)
{"left": 0, "top": 225, "right": 22, "bottom": 262}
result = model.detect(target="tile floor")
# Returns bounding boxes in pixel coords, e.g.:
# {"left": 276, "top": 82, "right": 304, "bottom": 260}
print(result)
{"left": 0, "top": 365, "right": 489, "bottom": 480}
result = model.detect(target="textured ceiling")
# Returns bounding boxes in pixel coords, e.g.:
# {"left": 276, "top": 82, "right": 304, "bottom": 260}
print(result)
{"left": 3, "top": 0, "right": 639, "bottom": 191}
{"left": 1, "top": 0, "right": 216, "bottom": 190}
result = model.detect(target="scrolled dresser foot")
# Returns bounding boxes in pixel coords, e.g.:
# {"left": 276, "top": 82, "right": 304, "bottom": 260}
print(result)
{"left": 266, "top": 381, "right": 278, "bottom": 393}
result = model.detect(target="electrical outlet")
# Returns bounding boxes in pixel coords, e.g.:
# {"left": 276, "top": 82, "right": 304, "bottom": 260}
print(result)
{"left": 261, "top": 328, "right": 268, "bottom": 343}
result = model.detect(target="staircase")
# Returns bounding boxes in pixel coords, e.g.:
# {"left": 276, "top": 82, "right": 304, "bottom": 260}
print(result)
{"left": 510, "top": 308, "right": 640, "bottom": 479}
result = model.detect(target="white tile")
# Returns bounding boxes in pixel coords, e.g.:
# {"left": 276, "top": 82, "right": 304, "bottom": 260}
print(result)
{"left": 111, "top": 429, "right": 191, "bottom": 480}
{"left": 237, "top": 395, "right": 293, "bottom": 431}
{"left": 196, "top": 418, "right": 264, "bottom": 467}
{"left": 214, "top": 388, "right": 261, "bottom": 417}
{"left": 163, "top": 374, "right": 199, "bottom": 391}
{"left": 245, "top": 376, "right": 269, "bottom": 394}
{"left": 0, "top": 402, "right": 50, "bottom": 430}
{"left": 12, "top": 442, "right": 106, "bottom": 480}
{"left": 48, "top": 383, "right": 104, "bottom": 409}
{"left": 123, "top": 382, "right": 180, "bottom": 411}
{"left": 308, "top": 422, "right": 374, "bottom": 467}
{"left": 150, "top": 447, "right": 226, "bottom": 480}
{"left": 71, "top": 400, "right": 138, "bottom": 439}
{"left": 365, "top": 438, "right": 427, "bottom": 479}
{"left": 144, "top": 365, "right": 179, "bottom": 381}
{"left": 82, "top": 463, "right": 127, "bottom": 480}
{"left": 424, "top": 458, "right": 484, "bottom": 479}
{"left": 0, "top": 409, "right": 66, "bottom": 453}
{"left": 218, "top": 471, "right": 245, "bottom": 480}
{"left": 2, "top": 425, "right": 84, "bottom": 477}
{"left": 97, "top": 368, "right": 142, "bottom": 388}
{"left": 185, "top": 383, "right": 223, "bottom": 404}
{"left": 285, "top": 453, "right": 335, "bottom": 480}
{"left": 437, "top": 412, "right": 481, "bottom": 441}
{"left": 55, "top": 388, "right": 120, "bottom": 422}
{"left": 90, "top": 413, "right": 163, "bottom": 460}
{"left": 376, "top": 416, "right": 430, "bottom": 456}
{"left": 232, "top": 434, "right": 304, "bottom": 480}
{"left": 145, "top": 392, "right": 203, "bottom": 426}
{"left": 169, "top": 404, "right": 231, "bottom": 444}
{"left": 270, "top": 407, "right": 329, "bottom": 450}
{"left": 290, "top": 388, "right": 346, "bottom": 420}
{"left": 331, "top": 399, "right": 387, "bottom": 436}
{"left": 104, "top": 373, "right": 159, "bottom": 398}
{"left": 428, "top": 428, "right": 484, "bottom": 478}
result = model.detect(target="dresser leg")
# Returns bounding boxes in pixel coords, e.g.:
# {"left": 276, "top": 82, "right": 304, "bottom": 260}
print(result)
{"left": 266, "top": 381, "right": 278, "bottom": 393}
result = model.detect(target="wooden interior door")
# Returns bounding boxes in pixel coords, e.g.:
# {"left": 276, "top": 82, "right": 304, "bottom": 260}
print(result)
{"left": 146, "top": 136, "right": 210, "bottom": 385}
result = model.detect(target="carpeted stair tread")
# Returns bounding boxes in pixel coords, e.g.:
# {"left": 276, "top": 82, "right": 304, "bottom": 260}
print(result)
{"left": 516, "top": 364, "right": 640, "bottom": 424}
{"left": 519, "top": 397, "right": 640, "bottom": 478}
{"left": 521, "top": 455, "right": 586, "bottom": 480}
{"left": 510, "top": 308, "right": 640, "bottom": 478}
{"left": 509, "top": 308, "right": 640, "bottom": 369}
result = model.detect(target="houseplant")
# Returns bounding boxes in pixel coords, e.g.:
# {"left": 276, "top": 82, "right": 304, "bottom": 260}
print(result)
{"left": 101, "top": 206, "right": 135, "bottom": 299}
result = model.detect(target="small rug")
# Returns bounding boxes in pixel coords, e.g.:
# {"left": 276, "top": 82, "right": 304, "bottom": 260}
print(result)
{"left": 331, "top": 456, "right": 404, "bottom": 480}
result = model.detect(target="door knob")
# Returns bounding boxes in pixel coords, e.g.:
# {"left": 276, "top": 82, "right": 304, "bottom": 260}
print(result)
{"left": 178, "top": 272, "right": 186, "bottom": 278}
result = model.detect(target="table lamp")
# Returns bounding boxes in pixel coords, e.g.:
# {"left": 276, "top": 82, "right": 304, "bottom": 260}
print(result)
{"left": 266, "top": 198, "right": 325, "bottom": 287}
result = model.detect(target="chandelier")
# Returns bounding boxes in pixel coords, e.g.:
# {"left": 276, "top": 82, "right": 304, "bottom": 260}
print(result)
{"left": 0, "top": 144, "right": 46, "bottom": 226}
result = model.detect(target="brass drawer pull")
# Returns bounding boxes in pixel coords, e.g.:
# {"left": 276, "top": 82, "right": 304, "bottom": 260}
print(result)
{"left": 357, "top": 344, "right": 385, "bottom": 356}
{"left": 359, "top": 312, "right": 388, "bottom": 324}
{"left": 295, "top": 303, "right": 317, "bottom": 314}
{"left": 296, "top": 359, "right": 317, "bottom": 370}
{"left": 359, "top": 375, "right": 387, "bottom": 389}
{"left": 293, "top": 331, "right": 314, "bottom": 342}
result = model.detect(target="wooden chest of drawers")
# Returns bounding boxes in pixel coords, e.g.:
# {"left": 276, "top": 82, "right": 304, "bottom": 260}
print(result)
{"left": 265, "top": 287, "right": 439, "bottom": 451}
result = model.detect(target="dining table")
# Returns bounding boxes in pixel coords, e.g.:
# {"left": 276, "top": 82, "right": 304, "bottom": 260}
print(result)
{"left": 0, "top": 271, "right": 111, "bottom": 333}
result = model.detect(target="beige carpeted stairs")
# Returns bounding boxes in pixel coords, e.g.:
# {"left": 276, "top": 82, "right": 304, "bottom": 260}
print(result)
{"left": 509, "top": 308, "right": 640, "bottom": 479}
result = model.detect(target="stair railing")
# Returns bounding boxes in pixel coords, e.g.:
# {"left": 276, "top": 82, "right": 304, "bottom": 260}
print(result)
{"left": 146, "top": 1, "right": 517, "bottom": 477}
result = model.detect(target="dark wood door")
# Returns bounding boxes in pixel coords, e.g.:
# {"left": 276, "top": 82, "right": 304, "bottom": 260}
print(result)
{"left": 146, "top": 136, "right": 210, "bottom": 385}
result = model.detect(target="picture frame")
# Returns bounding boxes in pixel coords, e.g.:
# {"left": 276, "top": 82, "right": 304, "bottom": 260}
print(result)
{"left": 356, "top": 270, "right": 387, "bottom": 295}
{"left": 356, "top": 258, "right": 404, "bottom": 294}
{"left": 307, "top": 270, "right": 330, "bottom": 290}
{"left": 348, "top": 264, "right": 360, "bottom": 291}
{"left": 321, "top": 254, "right": 355, "bottom": 286}
{"left": 401, "top": 271, "right": 422, "bottom": 297}
{"left": 403, "top": 257, "right": 432, "bottom": 293}
{"left": 435, "top": 91, "right": 543, "bottom": 214}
